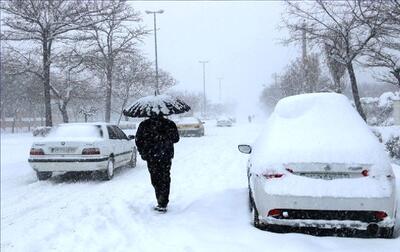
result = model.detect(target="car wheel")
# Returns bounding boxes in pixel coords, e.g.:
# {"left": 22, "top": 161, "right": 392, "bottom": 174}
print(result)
{"left": 36, "top": 171, "right": 52, "bottom": 181}
{"left": 103, "top": 158, "right": 114, "bottom": 180}
{"left": 248, "top": 188, "right": 253, "bottom": 212}
{"left": 251, "top": 201, "right": 262, "bottom": 229}
{"left": 128, "top": 150, "right": 137, "bottom": 168}
{"left": 379, "top": 227, "right": 394, "bottom": 238}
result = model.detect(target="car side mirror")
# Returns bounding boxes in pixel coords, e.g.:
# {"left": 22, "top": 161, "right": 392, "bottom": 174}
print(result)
{"left": 128, "top": 135, "right": 135, "bottom": 140}
{"left": 238, "top": 144, "right": 252, "bottom": 154}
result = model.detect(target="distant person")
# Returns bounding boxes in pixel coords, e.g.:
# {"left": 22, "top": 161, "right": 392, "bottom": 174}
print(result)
{"left": 248, "top": 115, "right": 252, "bottom": 123}
{"left": 135, "top": 114, "right": 180, "bottom": 213}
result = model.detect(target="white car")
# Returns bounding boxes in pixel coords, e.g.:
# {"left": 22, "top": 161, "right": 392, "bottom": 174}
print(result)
{"left": 216, "top": 117, "right": 233, "bottom": 127}
{"left": 238, "top": 93, "right": 397, "bottom": 238}
{"left": 28, "top": 123, "right": 137, "bottom": 181}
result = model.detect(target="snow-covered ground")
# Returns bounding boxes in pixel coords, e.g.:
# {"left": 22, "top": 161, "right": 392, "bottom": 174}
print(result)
{"left": 1, "top": 121, "right": 400, "bottom": 251}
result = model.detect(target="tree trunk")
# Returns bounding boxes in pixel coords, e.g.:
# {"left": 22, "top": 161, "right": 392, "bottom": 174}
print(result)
{"left": 394, "top": 70, "right": 400, "bottom": 88}
{"left": 56, "top": 99, "right": 70, "bottom": 123}
{"left": 1, "top": 107, "right": 5, "bottom": 130}
{"left": 11, "top": 117, "right": 16, "bottom": 133}
{"left": 346, "top": 62, "right": 366, "bottom": 121}
{"left": 104, "top": 67, "right": 112, "bottom": 122}
{"left": 117, "top": 99, "right": 128, "bottom": 125}
{"left": 60, "top": 104, "right": 69, "bottom": 123}
{"left": 11, "top": 109, "right": 18, "bottom": 134}
{"left": 42, "top": 38, "right": 53, "bottom": 126}
{"left": 334, "top": 76, "right": 342, "bottom": 94}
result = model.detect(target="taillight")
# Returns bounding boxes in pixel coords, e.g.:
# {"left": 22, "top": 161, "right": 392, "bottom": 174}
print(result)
{"left": 268, "top": 209, "right": 282, "bottom": 217}
{"left": 263, "top": 174, "right": 284, "bottom": 179}
{"left": 30, "top": 148, "right": 44, "bottom": 155}
{"left": 362, "top": 170, "right": 369, "bottom": 177}
{"left": 82, "top": 148, "right": 100, "bottom": 155}
{"left": 374, "top": 211, "right": 388, "bottom": 221}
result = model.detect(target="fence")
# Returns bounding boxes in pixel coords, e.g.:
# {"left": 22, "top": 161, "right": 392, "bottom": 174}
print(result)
{"left": 0, "top": 117, "right": 45, "bottom": 132}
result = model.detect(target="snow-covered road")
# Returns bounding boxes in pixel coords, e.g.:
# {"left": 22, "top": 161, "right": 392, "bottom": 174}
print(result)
{"left": 1, "top": 122, "right": 400, "bottom": 251}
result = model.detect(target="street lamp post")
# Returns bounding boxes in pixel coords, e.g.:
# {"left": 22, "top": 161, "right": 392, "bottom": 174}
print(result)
{"left": 217, "top": 77, "right": 223, "bottom": 102}
{"left": 146, "top": 9, "right": 164, "bottom": 95}
{"left": 199, "top": 60, "right": 209, "bottom": 117}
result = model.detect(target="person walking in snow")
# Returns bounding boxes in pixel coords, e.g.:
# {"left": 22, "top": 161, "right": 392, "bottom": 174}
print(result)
{"left": 135, "top": 114, "right": 180, "bottom": 213}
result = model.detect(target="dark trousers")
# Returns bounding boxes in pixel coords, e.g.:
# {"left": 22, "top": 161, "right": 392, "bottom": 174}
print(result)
{"left": 147, "top": 159, "right": 172, "bottom": 208}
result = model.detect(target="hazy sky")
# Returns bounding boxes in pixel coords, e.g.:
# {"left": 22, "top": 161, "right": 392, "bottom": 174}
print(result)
{"left": 132, "top": 1, "right": 299, "bottom": 116}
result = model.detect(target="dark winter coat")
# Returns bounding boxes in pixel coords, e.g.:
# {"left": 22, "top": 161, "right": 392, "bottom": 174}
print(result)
{"left": 135, "top": 116, "right": 179, "bottom": 161}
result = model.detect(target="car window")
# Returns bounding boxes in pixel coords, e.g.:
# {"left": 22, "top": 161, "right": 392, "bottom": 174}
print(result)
{"left": 113, "top": 126, "right": 128, "bottom": 140}
{"left": 96, "top": 125, "right": 104, "bottom": 138}
{"left": 107, "top": 126, "right": 118, "bottom": 140}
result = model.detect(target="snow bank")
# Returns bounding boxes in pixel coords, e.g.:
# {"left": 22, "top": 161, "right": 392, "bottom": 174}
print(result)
{"left": 251, "top": 93, "right": 391, "bottom": 174}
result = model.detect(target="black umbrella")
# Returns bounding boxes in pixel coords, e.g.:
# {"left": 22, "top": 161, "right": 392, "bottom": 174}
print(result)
{"left": 123, "top": 94, "right": 191, "bottom": 118}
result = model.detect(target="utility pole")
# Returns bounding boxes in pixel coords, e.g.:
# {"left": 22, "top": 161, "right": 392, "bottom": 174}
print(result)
{"left": 199, "top": 60, "right": 209, "bottom": 117}
{"left": 217, "top": 77, "right": 223, "bottom": 102}
{"left": 146, "top": 10, "right": 164, "bottom": 95}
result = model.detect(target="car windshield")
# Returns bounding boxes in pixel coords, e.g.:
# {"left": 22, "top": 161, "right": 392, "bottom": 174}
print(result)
{"left": 47, "top": 124, "right": 102, "bottom": 139}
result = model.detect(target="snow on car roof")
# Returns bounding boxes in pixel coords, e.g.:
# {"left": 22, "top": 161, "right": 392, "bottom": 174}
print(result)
{"left": 44, "top": 124, "right": 103, "bottom": 140}
{"left": 251, "top": 93, "right": 390, "bottom": 172}
{"left": 176, "top": 117, "right": 200, "bottom": 124}
{"left": 217, "top": 116, "right": 230, "bottom": 121}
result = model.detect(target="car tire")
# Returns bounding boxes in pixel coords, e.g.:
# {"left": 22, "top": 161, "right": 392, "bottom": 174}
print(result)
{"left": 36, "top": 171, "right": 52, "bottom": 181}
{"left": 248, "top": 188, "right": 253, "bottom": 212}
{"left": 251, "top": 201, "right": 263, "bottom": 229}
{"left": 128, "top": 150, "right": 137, "bottom": 168}
{"left": 249, "top": 190, "right": 264, "bottom": 229}
{"left": 379, "top": 227, "right": 394, "bottom": 238}
{"left": 103, "top": 158, "right": 114, "bottom": 181}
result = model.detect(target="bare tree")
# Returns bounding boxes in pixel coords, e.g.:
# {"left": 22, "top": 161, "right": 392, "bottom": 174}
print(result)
{"left": 1, "top": 49, "right": 43, "bottom": 132}
{"left": 284, "top": 0, "right": 389, "bottom": 120}
{"left": 364, "top": 0, "right": 400, "bottom": 88}
{"left": 113, "top": 52, "right": 153, "bottom": 124}
{"left": 324, "top": 31, "right": 347, "bottom": 93}
{"left": 51, "top": 49, "right": 89, "bottom": 123}
{"left": 1, "top": 0, "right": 110, "bottom": 126}
{"left": 279, "top": 54, "right": 329, "bottom": 96}
{"left": 79, "top": 106, "right": 98, "bottom": 122}
{"left": 81, "top": 0, "right": 147, "bottom": 122}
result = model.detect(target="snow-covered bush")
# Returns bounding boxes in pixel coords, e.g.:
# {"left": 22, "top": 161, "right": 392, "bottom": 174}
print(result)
{"left": 32, "top": 126, "right": 52, "bottom": 137}
{"left": 386, "top": 136, "right": 400, "bottom": 159}
{"left": 361, "top": 92, "right": 399, "bottom": 126}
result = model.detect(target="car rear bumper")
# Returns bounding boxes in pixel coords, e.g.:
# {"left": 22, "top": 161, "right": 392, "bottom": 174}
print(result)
{"left": 28, "top": 156, "right": 109, "bottom": 172}
{"left": 253, "top": 182, "right": 397, "bottom": 231}
{"left": 260, "top": 214, "right": 395, "bottom": 230}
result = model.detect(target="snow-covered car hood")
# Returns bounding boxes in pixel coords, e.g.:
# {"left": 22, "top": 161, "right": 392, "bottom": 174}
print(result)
{"left": 250, "top": 93, "right": 392, "bottom": 175}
